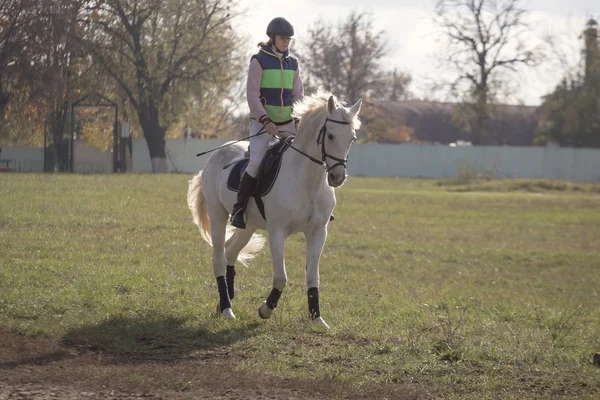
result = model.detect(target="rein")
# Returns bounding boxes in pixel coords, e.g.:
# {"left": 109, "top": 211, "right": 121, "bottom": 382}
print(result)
{"left": 195, "top": 129, "right": 266, "bottom": 157}
{"left": 197, "top": 118, "right": 352, "bottom": 174}
{"left": 278, "top": 118, "right": 351, "bottom": 172}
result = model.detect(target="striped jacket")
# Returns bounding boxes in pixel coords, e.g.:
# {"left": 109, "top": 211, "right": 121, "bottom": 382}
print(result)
{"left": 248, "top": 44, "right": 300, "bottom": 124}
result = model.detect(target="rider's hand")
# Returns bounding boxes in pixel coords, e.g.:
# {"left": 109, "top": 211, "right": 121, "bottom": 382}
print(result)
{"left": 265, "top": 122, "right": 279, "bottom": 137}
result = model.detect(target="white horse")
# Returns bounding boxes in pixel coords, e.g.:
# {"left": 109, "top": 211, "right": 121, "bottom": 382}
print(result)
{"left": 187, "top": 92, "right": 362, "bottom": 328}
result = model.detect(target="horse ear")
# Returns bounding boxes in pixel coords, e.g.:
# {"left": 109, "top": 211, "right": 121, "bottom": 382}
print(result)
{"left": 327, "top": 95, "right": 336, "bottom": 114}
{"left": 349, "top": 98, "right": 362, "bottom": 118}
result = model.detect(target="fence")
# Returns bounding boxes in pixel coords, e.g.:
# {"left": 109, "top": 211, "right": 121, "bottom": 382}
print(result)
{"left": 3, "top": 139, "right": 600, "bottom": 182}
{"left": 1, "top": 141, "right": 112, "bottom": 173}
{"left": 0, "top": 148, "right": 44, "bottom": 172}
{"left": 131, "top": 138, "right": 600, "bottom": 182}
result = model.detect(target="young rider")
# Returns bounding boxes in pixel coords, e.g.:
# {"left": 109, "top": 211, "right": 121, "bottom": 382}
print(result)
{"left": 230, "top": 17, "right": 304, "bottom": 229}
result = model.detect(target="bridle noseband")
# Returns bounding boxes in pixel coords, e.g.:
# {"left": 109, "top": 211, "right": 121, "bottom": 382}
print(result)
{"left": 316, "top": 118, "right": 351, "bottom": 172}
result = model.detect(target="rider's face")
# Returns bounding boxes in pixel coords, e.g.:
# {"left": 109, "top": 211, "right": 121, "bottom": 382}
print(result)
{"left": 274, "top": 35, "right": 291, "bottom": 52}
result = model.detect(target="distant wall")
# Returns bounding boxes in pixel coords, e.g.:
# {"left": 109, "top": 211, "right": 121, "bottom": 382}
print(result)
{"left": 73, "top": 140, "right": 113, "bottom": 173}
{"left": 0, "top": 142, "right": 112, "bottom": 173}
{"left": 0, "top": 147, "right": 44, "bottom": 172}
{"left": 347, "top": 144, "right": 600, "bottom": 182}
{"left": 132, "top": 139, "right": 600, "bottom": 182}
{"left": 3, "top": 139, "right": 600, "bottom": 182}
{"left": 131, "top": 138, "right": 230, "bottom": 173}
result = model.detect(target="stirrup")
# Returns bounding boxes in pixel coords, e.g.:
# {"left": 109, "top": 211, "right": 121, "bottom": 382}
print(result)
{"left": 231, "top": 209, "right": 246, "bottom": 229}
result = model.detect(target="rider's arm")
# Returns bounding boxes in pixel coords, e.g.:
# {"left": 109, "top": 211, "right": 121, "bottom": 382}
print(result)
{"left": 292, "top": 64, "right": 304, "bottom": 104}
{"left": 247, "top": 58, "right": 269, "bottom": 123}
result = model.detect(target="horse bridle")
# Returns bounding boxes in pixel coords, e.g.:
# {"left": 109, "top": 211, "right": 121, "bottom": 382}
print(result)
{"left": 276, "top": 117, "right": 352, "bottom": 172}
{"left": 316, "top": 118, "right": 352, "bottom": 172}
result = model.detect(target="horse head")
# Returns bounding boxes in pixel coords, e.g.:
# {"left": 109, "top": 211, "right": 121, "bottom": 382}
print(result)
{"left": 320, "top": 95, "right": 362, "bottom": 187}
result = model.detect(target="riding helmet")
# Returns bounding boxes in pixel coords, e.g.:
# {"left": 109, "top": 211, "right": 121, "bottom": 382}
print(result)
{"left": 266, "top": 17, "right": 294, "bottom": 37}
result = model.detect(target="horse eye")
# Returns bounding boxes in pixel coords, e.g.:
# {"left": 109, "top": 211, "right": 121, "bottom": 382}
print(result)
{"left": 328, "top": 133, "right": 334, "bottom": 140}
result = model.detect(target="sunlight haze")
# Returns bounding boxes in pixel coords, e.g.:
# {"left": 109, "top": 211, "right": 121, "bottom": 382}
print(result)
{"left": 237, "top": 0, "right": 598, "bottom": 106}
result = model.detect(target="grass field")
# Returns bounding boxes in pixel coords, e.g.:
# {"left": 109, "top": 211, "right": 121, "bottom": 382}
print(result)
{"left": 1, "top": 174, "right": 600, "bottom": 399}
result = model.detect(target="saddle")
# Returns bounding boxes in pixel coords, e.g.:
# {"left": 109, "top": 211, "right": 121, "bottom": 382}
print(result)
{"left": 225, "top": 136, "right": 293, "bottom": 220}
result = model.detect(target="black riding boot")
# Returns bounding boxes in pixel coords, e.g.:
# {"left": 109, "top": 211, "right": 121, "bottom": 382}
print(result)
{"left": 231, "top": 172, "right": 257, "bottom": 229}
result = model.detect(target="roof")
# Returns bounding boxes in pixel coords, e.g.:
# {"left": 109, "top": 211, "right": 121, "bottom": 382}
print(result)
{"left": 362, "top": 99, "right": 540, "bottom": 146}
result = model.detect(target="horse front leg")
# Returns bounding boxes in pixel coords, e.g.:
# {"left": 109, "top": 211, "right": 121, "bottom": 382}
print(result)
{"left": 209, "top": 208, "right": 235, "bottom": 319}
{"left": 305, "top": 227, "right": 329, "bottom": 329}
{"left": 259, "top": 230, "right": 287, "bottom": 319}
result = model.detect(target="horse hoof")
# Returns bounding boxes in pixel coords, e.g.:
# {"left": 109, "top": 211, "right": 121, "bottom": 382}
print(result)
{"left": 222, "top": 308, "right": 236, "bottom": 320}
{"left": 313, "top": 317, "right": 330, "bottom": 329}
{"left": 258, "top": 301, "right": 274, "bottom": 319}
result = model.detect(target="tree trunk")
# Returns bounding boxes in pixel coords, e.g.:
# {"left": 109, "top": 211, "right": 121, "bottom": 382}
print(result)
{"left": 0, "top": 90, "right": 9, "bottom": 119}
{"left": 476, "top": 106, "right": 489, "bottom": 145}
{"left": 139, "top": 103, "right": 167, "bottom": 173}
{"left": 475, "top": 84, "right": 489, "bottom": 145}
{"left": 49, "top": 105, "right": 70, "bottom": 172}
{"left": 0, "top": 70, "right": 9, "bottom": 120}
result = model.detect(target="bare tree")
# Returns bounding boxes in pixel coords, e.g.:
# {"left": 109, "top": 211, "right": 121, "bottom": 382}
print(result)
{"left": 375, "top": 68, "right": 412, "bottom": 102}
{"left": 300, "top": 11, "right": 408, "bottom": 103}
{"left": 434, "top": 0, "right": 543, "bottom": 144}
{"left": 81, "top": 0, "right": 241, "bottom": 172}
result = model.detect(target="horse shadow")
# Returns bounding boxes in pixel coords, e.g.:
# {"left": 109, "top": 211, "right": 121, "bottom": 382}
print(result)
{"left": 59, "top": 314, "right": 260, "bottom": 364}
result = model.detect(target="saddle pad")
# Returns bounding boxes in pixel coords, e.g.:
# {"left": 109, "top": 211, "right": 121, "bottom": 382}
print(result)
{"left": 225, "top": 139, "right": 289, "bottom": 198}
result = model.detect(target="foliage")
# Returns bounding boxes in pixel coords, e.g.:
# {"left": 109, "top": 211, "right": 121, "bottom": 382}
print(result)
{"left": 1, "top": 0, "right": 246, "bottom": 163}
{"left": 166, "top": 80, "right": 248, "bottom": 140}
{"left": 536, "top": 22, "right": 600, "bottom": 148}
{"left": 0, "top": 87, "right": 46, "bottom": 147}
{"left": 358, "top": 100, "right": 414, "bottom": 143}
{"left": 0, "top": 0, "right": 97, "bottom": 172}
{"left": 74, "top": 106, "right": 117, "bottom": 152}
{"left": 0, "top": 0, "right": 36, "bottom": 121}
{"left": 535, "top": 79, "right": 600, "bottom": 147}
{"left": 80, "top": 0, "right": 244, "bottom": 170}
{"left": 1, "top": 1, "right": 60, "bottom": 146}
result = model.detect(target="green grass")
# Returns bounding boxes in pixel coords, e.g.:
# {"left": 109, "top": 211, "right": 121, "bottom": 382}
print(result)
{"left": 1, "top": 174, "right": 599, "bottom": 398}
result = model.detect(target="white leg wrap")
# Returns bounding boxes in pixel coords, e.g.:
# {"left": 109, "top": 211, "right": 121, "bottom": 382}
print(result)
{"left": 313, "top": 316, "right": 329, "bottom": 329}
{"left": 222, "top": 307, "right": 236, "bottom": 320}
{"left": 258, "top": 301, "right": 274, "bottom": 319}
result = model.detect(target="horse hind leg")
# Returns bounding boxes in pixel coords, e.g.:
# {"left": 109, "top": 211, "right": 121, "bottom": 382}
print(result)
{"left": 208, "top": 207, "right": 235, "bottom": 319}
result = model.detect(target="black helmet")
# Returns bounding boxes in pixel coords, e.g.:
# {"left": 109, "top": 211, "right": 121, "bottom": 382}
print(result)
{"left": 266, "top": 17, "right": 294, "bottom": 37}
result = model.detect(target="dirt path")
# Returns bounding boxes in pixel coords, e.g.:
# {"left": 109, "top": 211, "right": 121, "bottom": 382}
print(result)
{"left": 0, "top": 330, "right": 415, "bottom": 400}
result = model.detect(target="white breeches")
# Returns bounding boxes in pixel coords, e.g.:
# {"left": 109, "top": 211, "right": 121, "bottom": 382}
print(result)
{"left": 245, "top": 119, "right": 296, "bottom": 178}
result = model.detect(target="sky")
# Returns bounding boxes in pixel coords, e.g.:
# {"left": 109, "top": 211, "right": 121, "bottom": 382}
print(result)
{"left": 236, "top": 0, "right": 598, "bottom": 106}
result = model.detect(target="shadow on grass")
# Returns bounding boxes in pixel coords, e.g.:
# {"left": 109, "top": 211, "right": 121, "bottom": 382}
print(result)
{"left": 61, "top": 314, "right": 261, "bottom": 363}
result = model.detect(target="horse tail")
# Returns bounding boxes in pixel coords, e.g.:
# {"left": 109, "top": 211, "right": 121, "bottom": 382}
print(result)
{"left": 187, "top": 170, "right": 212, "bottom": 245}
{"left": 225, "top": 228, "right": 266, "bottom": 267}
{"left": 188, "top": 169, "right": 265, "bottom": 266}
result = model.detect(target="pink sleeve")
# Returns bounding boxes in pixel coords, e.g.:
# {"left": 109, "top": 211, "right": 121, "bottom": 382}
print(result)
{"left": 247, "top": 58, "right": 267, "bottom": 121}
{"left": 292, "top": 63, "right": 304, "bottom": 104}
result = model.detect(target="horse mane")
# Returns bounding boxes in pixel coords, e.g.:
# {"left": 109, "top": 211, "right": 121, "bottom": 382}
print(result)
{"left": 292, "top": 91, "right": 361, "bottom": 130}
